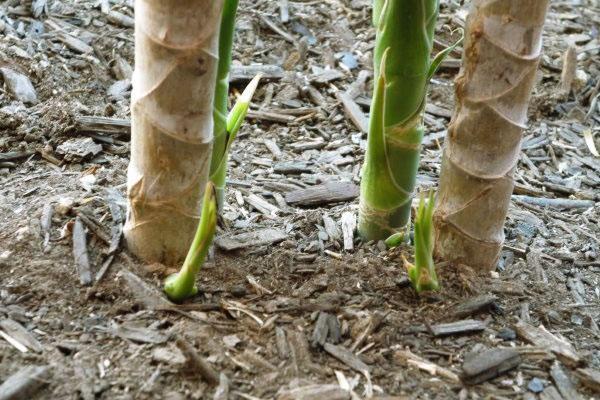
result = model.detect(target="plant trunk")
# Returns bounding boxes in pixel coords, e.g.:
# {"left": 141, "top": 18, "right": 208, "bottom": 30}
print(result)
{"left": 359, "top": 0, "right": 438, "bottom": 241}
{"left": 433, "top": 0, "right": 549, "bottom": 270}
{"left": 124, "top": 0, "right": 223, "bottom": 264}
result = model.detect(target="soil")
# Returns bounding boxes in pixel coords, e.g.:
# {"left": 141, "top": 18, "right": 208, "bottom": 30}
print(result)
{"left": 1, "top": 0, "right": 599, "bottom": 399}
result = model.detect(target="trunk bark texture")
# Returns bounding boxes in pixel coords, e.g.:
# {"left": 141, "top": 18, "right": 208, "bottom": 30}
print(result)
{"left": 125, "top": 0, "right": 223, "bottom": 264}
{"left": 433, "top": 0, "right": 549, "bottom": 270}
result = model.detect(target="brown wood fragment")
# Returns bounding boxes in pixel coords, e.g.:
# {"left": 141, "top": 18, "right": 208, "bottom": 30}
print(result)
{"left": 514, "top": 321, "right": 581, "bottom": 367}
{"left": 540, "top": 386, "right": 564, "bottom": 400}
{"left": 0, "top": 365, "right": 50, "bottom": 400}
{"left": 394, "top": 349, "right": 460, "bottom": 383}
{"left": 452, "top": 294, "right": 498, "bottom": 318}
{"left": 550, "top": 361, "right": 582, "bottom": 400}
{"left": 560, "top": 45, "right": 577, "bottom": 95}
{"left": 107, "top": 322, "right": 169, "bottom": 344}
{"left": 277, "top": 385, "right": 350, "bottom": 400}
{"left": 311, "top": 311, "right": 330, "bottom": 348}
{"left": 285, "top": 181, "right": 359, "bottom": 206}
{"left": 286, "top": 329, "right": 314, "bottom": 373}
{"left": 39, "top": 203, "right": 53, "bottom": 249}
{"left": 309, "top": 69, "right": 344, "bottom": 84}
{"left": 461, "top": 348, "right": 521, "bottom": 384}
{"left": 72, "top": 217, "right": 92, "bottom": 286}
{"left": 323, "top": 343, "right": 370, "bottom": 373}
{"left": 119, "top": 269, "right": 173, "bottom": 310}
{"left": 273, "top": 160, "right": 313, "bottom": 174}
{"left": 175, "top": 336, "right": 220, "bottom": 385}
{"left": 0, "top": 319, "right": 43, "bottom": 353}
{"left": 512, "top": 195, "right": 594, "bottom": 210}
{"left": 247, "top": 110, "right": 296, "bottom": 124}
{"left": 215, "top": 228, "right": 287, "bottom": 251}
{"left": 75, "top": 116, "right": 131, "bottom": 136}
{"left": 336, "top": 92, "right": 368, "bottom": 133}
{"left": 430, "top": 319, "right": 486, "bottom": 337}
{"left": 575, "top": 368, "right": 600, "bottom": 393}
{"left": 275, "top": 327, "right": 289, "bottom": 360}
{"left": 230, "top": 65, "right": 284, "bottom": 83}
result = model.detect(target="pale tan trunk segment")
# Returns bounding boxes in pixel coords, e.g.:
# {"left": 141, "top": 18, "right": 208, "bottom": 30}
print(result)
{"left": 125, "top": 0, "right": 223, "bottom": 264}
{"left": 434, "top": 0, "right": 549, "bottom": 270}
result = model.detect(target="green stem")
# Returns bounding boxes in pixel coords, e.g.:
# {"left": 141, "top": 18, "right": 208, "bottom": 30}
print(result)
{"left": 358, "top": 0, "right": 439, "bottom": 241}
{"left": 164, "top": 182, "right": 218, "bottom": 302}
{"left": 210, "top": 0, "right": 240, "bottom": 209}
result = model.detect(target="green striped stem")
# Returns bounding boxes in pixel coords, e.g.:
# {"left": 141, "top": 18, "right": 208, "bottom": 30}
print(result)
{"left": 210, "top": 0, "right": 240, "bottom": 209}
{"left": 358, "top": 0, "right": 439, "bottom": 241}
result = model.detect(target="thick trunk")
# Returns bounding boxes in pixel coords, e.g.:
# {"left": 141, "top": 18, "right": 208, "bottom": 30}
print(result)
{"left": 358, "top": 0, "right": 438, "bottom": 241}
{"left": 433, "top": 0, "right": 549, "bottom": 270}
{"left": 125, "top": 0, "right": 223, "bottom": 264}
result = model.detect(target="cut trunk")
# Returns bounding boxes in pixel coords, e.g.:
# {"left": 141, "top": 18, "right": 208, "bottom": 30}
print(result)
{"left": 125, "top": 0, "right": 223, "bottom": 264}
{"left": 359, "top": 0, "right": 439, "bottom": 241}
{"left": 433, "top": 0, "right": 549, "bottom": 270}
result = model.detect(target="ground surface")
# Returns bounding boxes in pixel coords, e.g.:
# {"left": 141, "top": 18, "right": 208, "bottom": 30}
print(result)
{"left": 1, "top": 0, "right": 600, "bottom": 399}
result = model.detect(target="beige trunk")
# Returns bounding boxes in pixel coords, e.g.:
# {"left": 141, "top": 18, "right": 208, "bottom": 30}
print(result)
{"left": 433, "top": 0, "right": 549, "bottom": 270}
{"left": 125, "top": 0, "right": 223, "bottom": 264}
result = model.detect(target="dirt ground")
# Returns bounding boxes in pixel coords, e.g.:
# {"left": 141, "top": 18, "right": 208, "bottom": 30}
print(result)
{"left": 1, "top": 0, "right": 599, "bottom": 399}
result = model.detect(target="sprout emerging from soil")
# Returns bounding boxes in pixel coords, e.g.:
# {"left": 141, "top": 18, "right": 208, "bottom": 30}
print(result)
{"left": 405, "top": 191, "right": 438, "bottom": 292}
{"left": 164, "top": 182, "right": 218, "bottom": 302}
{"left": 164, "top": 75, "right": 261, "bottom": 302}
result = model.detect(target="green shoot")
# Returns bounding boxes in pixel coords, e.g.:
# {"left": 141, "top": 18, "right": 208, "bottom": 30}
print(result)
{"left": 210, "top": 0, "right": 241, "bottom": 208}
{"left": 164, "top": 182, "right": 218, "bottom": 302}
{"left": 210, "top": 74, "right": 262, "bottom": 193}
{"left": 164, "top": 75, "right": 260, "bottom": 302}
{"left": 404, "top": 190, "right": 438, "bottom": 292}
{"left": 385, "top": 232, "right": 405, "bottom": 248}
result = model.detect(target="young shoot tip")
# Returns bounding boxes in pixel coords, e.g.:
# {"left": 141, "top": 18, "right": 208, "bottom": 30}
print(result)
{"left": 405, "top": 190, "right": 439, "bottom": 293}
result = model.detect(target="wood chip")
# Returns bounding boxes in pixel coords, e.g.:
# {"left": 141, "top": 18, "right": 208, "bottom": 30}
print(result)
{"left": 0, "top": 365, "right": 50, "bottom": 400}
{"left": 340, "top": 212, "right": 356, "bottom": 251}
{"left": 336, "top": 91, "right": 368, "bottom": 133}
{"left": 275, "top": 327, "right": 289, "bottom": 360}
{"left": 309, "top": 69, "right": 344, "bottom": 84}
{"left": 514, "top": 321, "right": 581, "bottom": 367}
{"left": 322, "top": 215, "right": 341, "bottom": 241}
{"left": 72, "top": 217, "right": 92, "bottom": 285}
{"left": 277, "top": 385, "right": 350, "bottom": 400}
{"left": 0, "top": 319, "right": 42, "bottom": 353}
{"left": 452, "top": 294, "right": 498, "bottom": 318}
{"left": 394, "top": 348, "right": 460, "bottom": 383}
{"left": 323, "top": 343, "right": 370, "bottom": 373}
{"left": 230, "top": 65, "right": 284, "bottom": 83}
{"left": 119, "top": 269, "right": 173, "bottom": 310}
{"left": 575, "top": 368, "right": 600, "bottom": 393}
{"left": 285, "top": 181, "right": 359, "bottom": 206}
{"left": 311, "top": 311, "right": 330, "bottom": 348}
{"left": 560, "top": 45, "right": 577, "bottom": 95}
{"left": 107, "top": 322, "right": 169, "bottom": 344}
{"left": 540, "top": 386, "right": 564, "bottom": 400}
{"left": 430, "top": 319, "right": 486, "bottom": 337}
{"left": 512, "top": 195, "right": 595, "bottom": 210}
{"left": 550, "top": 361, "right": 582, "bottom": 400}
{"left": 461, "top": 348, "right": 521, "bottom": 384}
{"left": 273, "top": 160, "right": 313, "bottom": 174}
{"left": 175, "top": 336, "right": 220, "bottom": 385}
{"left": 215, "top": 228, "right": 287, "bottom": 251}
